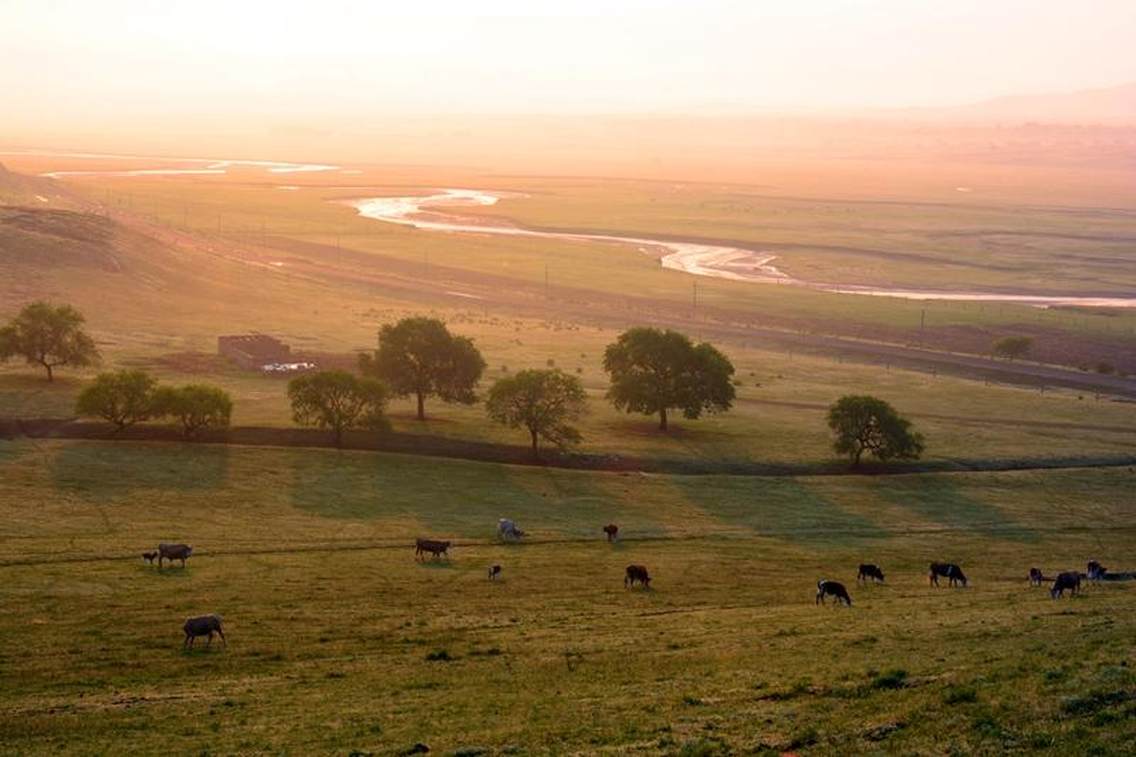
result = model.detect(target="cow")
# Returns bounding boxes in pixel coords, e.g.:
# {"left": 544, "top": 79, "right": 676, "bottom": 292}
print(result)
{"left": 142, "top": 551, "right": 158, "bottom": 565}
{"left": 183, "top": 614, "right": 225, "bottom": 649}
{"left": 857, "top": 564, "right": 885, "bottom": 583}
{"left": 158, "top": 543, "right": 193, "bottom": 568}
{"left": 1051, "top": 571, "right": 1082, "bottom": 599}
{"left": 929, "top": 562, "right": 967, "bottom": 587}
{"left": 497, "top": 518, "right": 524, "bottom": 542}
{"left": 415, "top": 538, "right": 451, "bottom": 561}
{"left": 603, "top": 524, "right": 619, "bottom": 542}
{"left": 488, "top": 564, "right": 502, "bottom": 581}
{"left": 1087, "top": 560, "right": 1107, "bottom": 581}
{"left": 1029, "top": 567, "right": 1045, "bottom": 586}
{"left": 816, "top": 579, "right": 852, "bottom": 606}
{"left": 624, "top": 564, "right": 651, "bottom": 589}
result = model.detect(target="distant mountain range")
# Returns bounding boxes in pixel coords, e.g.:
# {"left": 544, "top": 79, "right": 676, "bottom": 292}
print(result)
{"left": 880, "top": 82, "right": 1136, "bottom": 125}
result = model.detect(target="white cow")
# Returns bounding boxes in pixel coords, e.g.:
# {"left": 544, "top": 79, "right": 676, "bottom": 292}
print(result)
{"left": 497, "top": 518, "right": 524, "bottom": 541}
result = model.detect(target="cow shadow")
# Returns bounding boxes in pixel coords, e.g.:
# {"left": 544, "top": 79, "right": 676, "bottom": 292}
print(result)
{"left": 876, "top": 476, "right": 1037, "bottom": 542}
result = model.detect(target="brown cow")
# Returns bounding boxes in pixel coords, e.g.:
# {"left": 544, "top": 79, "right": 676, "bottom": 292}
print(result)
{"left": 624, "top": 564, "right": 651, "bottom": 589}
{"left": 1051, "top": 571, "right": 1081, "bottom": 599}
{"left": 415, "top": 538, "right": 451, "bottom": 561}
{"left": 183, "top": 614, "right": 225, "bottom": 649}
{"left": 857, "top": 564, "right": 885, "bottom": 583}
{"left": 158, "top": 543, "right": 193, "bottom": 568}
{"left": 603, "top": 524, "right": 619, "bottom": 542}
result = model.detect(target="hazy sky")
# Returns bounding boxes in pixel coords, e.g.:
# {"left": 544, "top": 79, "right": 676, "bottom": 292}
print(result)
{"left": 6, "top": 0, "right": 1135, "bottom": 122}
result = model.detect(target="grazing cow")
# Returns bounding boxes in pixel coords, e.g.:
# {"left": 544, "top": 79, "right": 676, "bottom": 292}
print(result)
{"left": 816, "top": 579, "right": 853, "bottom": 606}
{"left": 183, "top": 614, "right": 225, "bottom": 649}
{"left": 857, "top": 564, "right": 885, "bottom": 583}
{"left": 488, "top": 564, "right": 502, "bottom": 581}
{"left": 414, "top": 538, "right": 451, "bottom": 561}
{"left": 1051, "top": 571, "right": 1082, "bottom": 599}
{"left": 158, "top": 543, "right": 193, "bottom": 568}
{"left": 497, "top": 518, "right": 524, "bottom": 541}
{"left": 142, "top": 551, "right": 157, "bottom": 564}
{"left": 929, "top": 562, "right": 968, "bottom": 587}
{"left": 1029, "top": 567, "right": 1045, "bottom": 587}
{"left": 1087, "top": 560, "right": 1107, "bottom": 581}
{"left": 624, "top": 564, "right": 651, "bottom": 589}
{"left": 603, "top": 523, "right": 619, "bottom": 542}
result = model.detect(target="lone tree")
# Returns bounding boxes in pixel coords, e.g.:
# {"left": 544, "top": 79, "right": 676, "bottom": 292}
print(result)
{"left": 360, "top": 317, "right": 486, "bottom": 421}
{"left": 992, "top": 336, "right": 1033, "bottom": 361}
{"left": 75, "top": 369, "right": 158, "bottom": 431}
{"left": 288, "top": 370, "right": 388, "bottom": 447}
{"left": 153, "top": 384, "right": 233, "bottom": 437}
{"left": 827, "top": 395, "right": 924, "bottom": 468}
{"left": 603, "top": 327, "right": 735, "bottom": 431}
{"left": 486, "top": 368, "right": 587, "bottom": 458}
{"left": 0, "top": 301, "right": 99, "bottom": 381}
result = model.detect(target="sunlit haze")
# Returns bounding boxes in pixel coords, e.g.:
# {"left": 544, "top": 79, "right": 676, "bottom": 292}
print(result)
{"left": 4, "top": 0, "right": 1136, "bottom": 161}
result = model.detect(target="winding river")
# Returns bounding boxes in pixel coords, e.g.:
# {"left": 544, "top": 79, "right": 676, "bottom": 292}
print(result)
{"left": 352, "top": 189, "right": 1136, "bottom": 309}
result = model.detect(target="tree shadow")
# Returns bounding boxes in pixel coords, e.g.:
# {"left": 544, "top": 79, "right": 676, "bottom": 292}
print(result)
{"left": 50, "top": 441, "right": 229, "bottom": 500}
{"left": 670, "top": 476, "right": 889, "bottom": 543}
{"left": 875, "top": 476, "right": 1037, "bottom": 542}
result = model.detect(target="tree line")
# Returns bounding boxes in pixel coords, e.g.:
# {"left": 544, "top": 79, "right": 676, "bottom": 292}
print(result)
{"left": 3, "top": 303, "right": 925, "bottom": 467}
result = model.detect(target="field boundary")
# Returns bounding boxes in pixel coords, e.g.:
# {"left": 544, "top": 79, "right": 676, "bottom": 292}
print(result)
{"left": 4, "top": 417, "right": 1136, "bottom": 477}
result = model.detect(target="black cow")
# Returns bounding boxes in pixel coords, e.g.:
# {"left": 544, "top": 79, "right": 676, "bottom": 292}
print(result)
{"left": 1051, "top": 571, "right": 1081, "bottom": 599}
{"left": 1087, "top": 560, "right": 1107, "bottom": 581}
{"left": 488, "top": 564, "right": 502, "bottom": 581}
{"left": 857, "top": 564, "right": 885, "bottom": 583}
{"left": 1028, "top": 567, "right": 1045, "bottom": 587}
{"left": 624, "top": 564, "right": 651, "bottom": 589}
{"left": 415, "top": 538, "right": 451, "bottom": 561}
{"left": 142, "top": 551, "right": 158, "bottom": 565}
{"left": 183, "top": 614, "right": 225, "bottom": 649}
{"left": 603, "top": 524, "right": 619, "bottom": 542}
{"left": 929, "top": 562, "right": 967, "bottom": 587}
{"left": 816, "top": 579, "right": 852, "bottom": 606}
{"left": 158, "top": 543, "right": 193, "bottom": 568}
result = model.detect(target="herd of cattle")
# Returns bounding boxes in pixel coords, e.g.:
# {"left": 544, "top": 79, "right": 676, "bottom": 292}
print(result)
{"left": 147, "top": 526, "right": 1120, "bottom": 648}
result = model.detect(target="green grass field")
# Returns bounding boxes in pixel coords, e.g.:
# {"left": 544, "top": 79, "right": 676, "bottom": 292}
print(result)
{"left": 2, "top": 440, "right": 1134, "bottom": 754}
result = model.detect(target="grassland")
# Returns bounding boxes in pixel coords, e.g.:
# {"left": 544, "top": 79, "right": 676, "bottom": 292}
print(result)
{"left": 29, "top": 169, "right": 1136, "bottom": 375}
{"left": 2, "top": 440, "right": 1134, "bottom": 754}
{"left": 1, "top": 157, "right": 1134, "bottom": 754}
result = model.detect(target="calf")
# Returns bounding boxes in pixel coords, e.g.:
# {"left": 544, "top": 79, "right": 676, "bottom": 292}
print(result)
{"left": 816, "top": 579, "right": 852, "bottom": 606}
{"left": 624, "top": 564, "right": 651, "bottom": 589}
{"left": 1051, "top": 571, "right": 1081, "bottom": 599}
{"left": 158, "top": 543, "right": 193, "bottom": 568}
{"left": 857, "top": 563, "right": 885, "bottom": 583}
{"left": 183, "top": 614, "right": 225, "bottom": 649}
{"left": 603, "top": 524, "right": 619, "bottom": 542}
{"left": 1087, "top": 560, "right": 1107, "bottom": 581}
{"left": 142, "top": 551, "right": 158, "bottom": 565}
{"left": 488, "top": 564, "right": 502, "bottom": 580}
{"left": 929, "top": 562, "right": 968, "bottom": 587}
{"left": 1029, "top": 567, "right": 1045, "bottom": 587}
{"left": 415, "top": 538, "right": 451, "bottom": 561}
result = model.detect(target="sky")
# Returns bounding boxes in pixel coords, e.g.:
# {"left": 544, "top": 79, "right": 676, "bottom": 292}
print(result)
{"left": 5, "top": 0, "right": 1135, "bottom": 120}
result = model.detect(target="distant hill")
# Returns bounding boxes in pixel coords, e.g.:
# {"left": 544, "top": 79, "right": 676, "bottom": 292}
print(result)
{"left": 0, "top": 206, "right": 123, "bottom": 271}
{"left": 0, "top": 162, "right": 66, "bottom": 205}
{"left": 883, "top": 82, "right": 1136, "bottom": 125}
